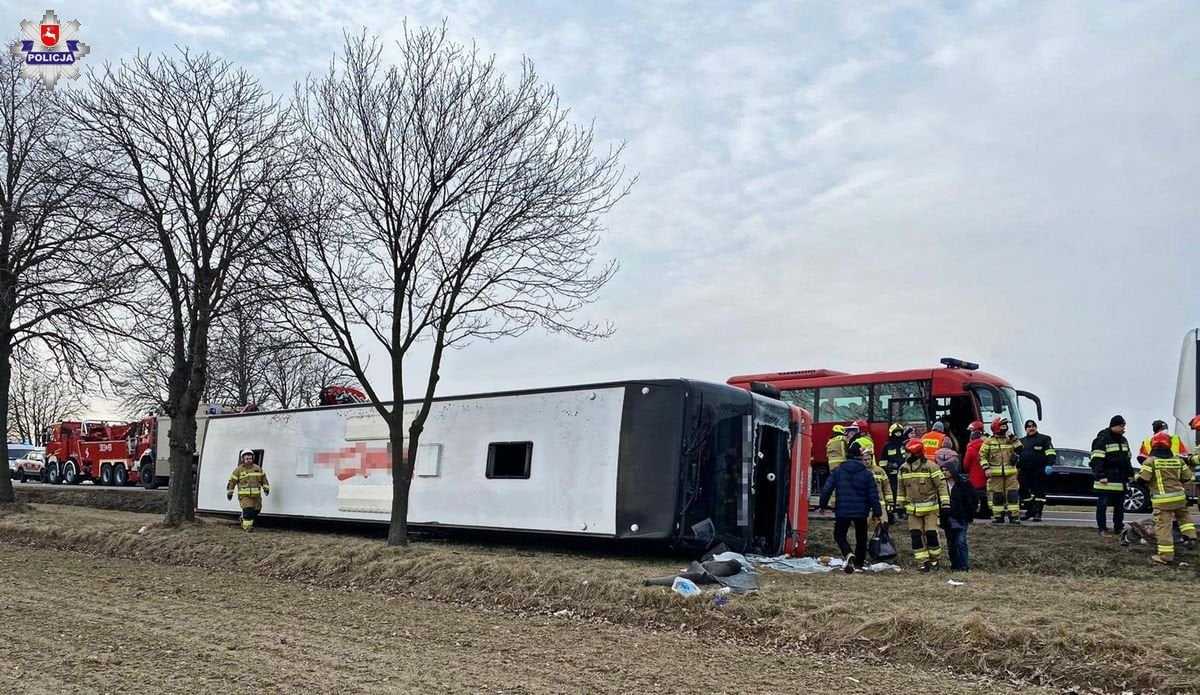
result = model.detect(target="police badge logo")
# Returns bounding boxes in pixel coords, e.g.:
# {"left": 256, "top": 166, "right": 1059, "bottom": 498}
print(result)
{"left": 9, "top": 10, "right": 91, "bottom": 87}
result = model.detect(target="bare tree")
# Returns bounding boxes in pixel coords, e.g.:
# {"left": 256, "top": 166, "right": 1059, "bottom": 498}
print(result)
{"left": 260, "top": 343, "right": 357, "bottom": 410}
{"left": 65, "top": 50, "right": 294, "bottom": 523}
{"left": 7, "top": 352, "right": 86, "bottom": 445}
{"left": 207, "top": 297, "right": 273, "bottom": 408}
{"left": 0, "top": 55, "right": 126, "bottom": 504}
{"left": 273, "top": 27, "right": 628, "bottom": 545}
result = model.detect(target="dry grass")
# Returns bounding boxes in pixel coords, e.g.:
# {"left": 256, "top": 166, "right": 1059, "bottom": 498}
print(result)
{"left": 1, "top": 504, "right": 1196, "bottom": 693}
{"left": 13, "top": 483, "right": 167, "bottom": 513}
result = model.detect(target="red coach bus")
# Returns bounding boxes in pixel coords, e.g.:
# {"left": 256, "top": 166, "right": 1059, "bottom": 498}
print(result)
{"left": 729, "top": 358, "right": 1043, "bottom": 489}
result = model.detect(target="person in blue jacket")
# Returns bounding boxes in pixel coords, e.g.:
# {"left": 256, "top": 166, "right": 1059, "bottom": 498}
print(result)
{"left": 819, "top": 441, "right": 883, "bottom": 573}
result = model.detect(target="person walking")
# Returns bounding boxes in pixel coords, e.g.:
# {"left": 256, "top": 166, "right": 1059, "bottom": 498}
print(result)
{"left": 1090, "top": 415, "right": 1133, "bottom": 539}
{"left": 1138, "top": 431, "right": 1198, "bottom": 565}
{"left": 226, "top": 449, "right": 270, "bottom": 532}
{"left": 980, "top": 418, "right": 1022, "bottom": 524}
{"left": 818, "top": 441, "right": 883, "bottom": 574}
{"left": 1018, "top": 420, "right": 1056, "bottom": 522}
{"left": 962, "top": 420, "right": 989, "bottom": 519}
{"left": 897, "top": 438, "right": 950, "bottom": 572}
{"left": 1137, "top": 419, "right": 1190, "bottom": 463}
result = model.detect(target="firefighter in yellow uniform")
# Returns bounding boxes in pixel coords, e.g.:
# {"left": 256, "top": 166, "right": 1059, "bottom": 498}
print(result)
{"left": 868, "top": 451, "right": 893, "bottom": 535}
{"left": 226, "top": 449, "right": 270, "bottom": 531}
{"left": 980, "top": 418, "right": 1022, "bottom": 525}
{"left": 1139, "top": 431, "right": 1198, "bottom": 565}
{"left": 897, "top": 438, "right": 950, "bottom": 572}
{"left": 824, "top": 424, "right": 849, "bottom": 511}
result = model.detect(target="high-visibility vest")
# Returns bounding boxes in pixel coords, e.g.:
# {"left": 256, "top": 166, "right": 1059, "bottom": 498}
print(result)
{"left": 854, "top": 435, "right": 876, "bottom": 467}
{"left": 1138, "top": 455, "right": 1195, "bottom": 510}
{"left": 1139, "top": 434, "right": 1190, "bottom": 460}
{"left": 826, "top": 436, "right": 847, "bottom": 469}
{"left": 921, "top": 431, "right": 946, "bottom": 461}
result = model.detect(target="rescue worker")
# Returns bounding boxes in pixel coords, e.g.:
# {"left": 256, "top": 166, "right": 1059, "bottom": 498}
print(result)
{"left": 1138, "top": 431, "right": 1198, "bottom": 564}
{"left": 980, "top": 417, "right": 1022, "bottom": 524}
{"left": 226, "top": 449, "right": 270, "bottom": 531}
{"left": 880, "top": 423, "right": 911, "bottom": 518}
{"left": 852, "top": 419, "right": 875, "bottom": 467}
{"left": 1018, "top": 419, "right": 1056, "bottom": 522}
{"left": 897, "top": 438, "right": 950, "bottom": 572}
{"left": 868, "top": 442, "right": 893, "bottom": 531}
{"left": 922, "top": 422, "right": 949, "bottom": 461}
{"left": 1090, "top": 415, "right": 1133, "bottom": 539}
{"left": 962, "top": 420, "right": 989, "bottom": 518}
{"left": 818, "top": 441, "right": 883, "bottom": 573}
{"left": 1137, "top": 419, "right": 1190, "bottom": 463}
{"left": 824, "top": 424, "right": 850, "bottom": 511}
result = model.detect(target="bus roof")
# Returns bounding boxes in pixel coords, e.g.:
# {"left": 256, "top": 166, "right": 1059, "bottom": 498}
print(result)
{"left": 727, "top": 365, "right": 1015, "bottom": 391}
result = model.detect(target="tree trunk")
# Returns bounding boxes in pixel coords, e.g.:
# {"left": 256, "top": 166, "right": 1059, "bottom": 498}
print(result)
{"left": 0, "top": 346, "right": 13, "bottom": 505}
{"left": 386, "top": 414, "right": 414, "bottom": 546}
{"left": 164, "top": 310, "right": 211, "bottom": 525}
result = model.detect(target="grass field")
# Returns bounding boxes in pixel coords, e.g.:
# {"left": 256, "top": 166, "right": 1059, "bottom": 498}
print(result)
{"left": 0, "top": 503, "right": 1196, "bottom": 693}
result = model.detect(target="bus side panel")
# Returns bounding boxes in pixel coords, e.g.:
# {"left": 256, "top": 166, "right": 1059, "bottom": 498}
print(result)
{"left": 197, "top": 388, "right": 627, "bottom": 536}
{"left": 613, "top": 383, "right": 685, "bottom": 541}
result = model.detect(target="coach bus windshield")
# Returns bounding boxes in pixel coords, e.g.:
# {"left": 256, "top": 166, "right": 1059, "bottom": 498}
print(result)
{"left": 972, "top": 385, "right": 1024, "bottom": 429}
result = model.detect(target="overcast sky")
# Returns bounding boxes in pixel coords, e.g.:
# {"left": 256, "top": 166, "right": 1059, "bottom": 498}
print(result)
{"left": 15, "top": 0, "right": 1198, "bottom": 448}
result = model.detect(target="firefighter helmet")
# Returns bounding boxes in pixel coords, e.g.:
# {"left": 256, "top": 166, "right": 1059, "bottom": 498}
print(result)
{"left": 853, "top": 419, "right": 868, "bottom": 431}
{"left": 238, "top": 449, "right": 256, "bottom": 463}
{"left": 832, "top": 424, "right": 846, "bottom": 435}
{"left": 1152, "top": 419, "right": 1169, "bottom": 433}
{"left": 904, "top": 438, "right": 925, "bottom": 456}
{"left": 1150, "top": 431, "right": 1173, "bottom": 450}
{"left": 1191, "top": 414, "right": 1200, "bottom": 431}
{"left": 990, "top": 417, "right": 1009, "bottom": 434}
{"left": 888, "top": 423, "right": 905, "bottom": 436}
{"left": 968, "top": 420, "right": 984, "bottom": 433}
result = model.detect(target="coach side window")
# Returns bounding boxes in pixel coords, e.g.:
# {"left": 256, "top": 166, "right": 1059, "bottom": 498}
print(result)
{"left": 815, "top": 386, "right": 868, "bottom": 423}
{"left": 486, "top": 442, "right": 532, "bottom": 479}
{"left": 873, "top": 381, "right": 929, "bottom": 423}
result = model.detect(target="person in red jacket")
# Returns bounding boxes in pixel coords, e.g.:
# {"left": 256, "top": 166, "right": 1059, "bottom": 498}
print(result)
{"left": 962, "top": 420, "right": 989, "bottom": 519}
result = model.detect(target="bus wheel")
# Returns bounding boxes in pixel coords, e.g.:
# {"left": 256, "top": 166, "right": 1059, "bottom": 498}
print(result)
{"left": 63, "top": 460, "right": 80, "bottom": 485}
{"left": 45, "top": 461, "right": 61, "bottom": 485}
{"left": 114, "top": 464, "right": 128, "bottom": 487}
{"left": 99, "top": 464, "right": 113, "bottom": 486}
{"left": 141, "top": 463, "right": 159, "bottom": 490}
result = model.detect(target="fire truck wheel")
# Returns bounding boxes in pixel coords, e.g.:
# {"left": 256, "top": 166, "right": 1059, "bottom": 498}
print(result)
{"left": 45, "top": 461, "right": 60, "bottom": 485}
{"left": 63, "top": 460, "right": 80, "bottom": 485}
{"left": 99, "top": 464, "right": 113, "bottom": 486}
{"left": 114, "top": 464, "right": 128, "bottom": 487}
{"left": 141, "top": 463, "right": 159, "bottom": 490}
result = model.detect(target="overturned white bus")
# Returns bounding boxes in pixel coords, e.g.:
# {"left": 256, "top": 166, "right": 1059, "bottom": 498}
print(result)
{"left": 196, "top": 379, "right": 811, "bottom": 555}
{"left": 1176, "top": 328, "right": 1198, "bottom": 444}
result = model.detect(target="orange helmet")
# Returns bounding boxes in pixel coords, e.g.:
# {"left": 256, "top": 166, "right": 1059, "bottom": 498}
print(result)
{"left": 1150, "top": 431, "right": 1173, "bottom": 450}
{"left": 1190, "top": 414, "right": 1200, "bottom": 431}
{"left": 990, "top": 417, "right": 1009, "bottom": 434}
{"left": 853, "top": 419, "right": 868, "bottom": 431}
{"left": 904, "top": 438, "right": 925, "bottom": 456}
{"left": 968, "top": 420, "right": 984, "bottom": 433}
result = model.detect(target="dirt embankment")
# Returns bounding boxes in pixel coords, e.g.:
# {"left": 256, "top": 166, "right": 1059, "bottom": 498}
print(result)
{"left": 0, "top": 504, "right": 1196, "bottom": 693}
{"left": 13, "top": 484, "right": 167, "bottom": 513}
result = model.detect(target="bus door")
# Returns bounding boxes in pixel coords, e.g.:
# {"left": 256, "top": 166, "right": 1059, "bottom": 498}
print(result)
{"left": 932, "top": 394, "right": 975, "bottom": 452}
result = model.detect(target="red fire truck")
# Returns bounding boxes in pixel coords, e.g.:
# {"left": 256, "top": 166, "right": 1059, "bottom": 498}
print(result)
{"left": 729, "top": 358, "right": 1044, "bottom": 491}
{"left": 43, "top": 417, "right": 158, "bottom": 486}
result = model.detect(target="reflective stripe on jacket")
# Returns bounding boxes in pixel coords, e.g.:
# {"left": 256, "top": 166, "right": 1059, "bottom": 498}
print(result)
{"left": 979, "top": 436, "right": 1020, "bottom": 479}
{"left": 897, "top": 458, "right": 950, "bottom": 515}
{"left": 1089, "top": 428, "right": 1132, "bottom": 492}
{"left": 1138, "top": 454, "right": 1195, "bottom": 510}
{"left": 1138, "top": 434, "right": 1189, "bottom": 461}
{"left": 826, "top": 435, "right": 847, "bottom": 469}
{"left": 227, "top": 465, "right": 270, "bottom": 497}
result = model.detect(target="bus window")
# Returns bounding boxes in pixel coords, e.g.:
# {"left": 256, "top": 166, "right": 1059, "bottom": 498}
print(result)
{"left": 779, "top": 388, "right": 816, "bottom": 414}
{"left": 873, "top": 381, "right": 929, "bottom": 423}
{"left": 815, "top": 385, "right": 868, "bottom": 423}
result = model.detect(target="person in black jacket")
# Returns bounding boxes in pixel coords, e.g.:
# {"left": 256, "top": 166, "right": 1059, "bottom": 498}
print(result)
{"left": 943, "top": 466, "right": 975, "bottom": 571}
{"left": 1018, "top": 420, "right": 1057, "bottom": 522}
{"left": 819, "top": 441, "right": 883, "bottom": 574}
{"left": 880, "top": 423, "right": 912, "bottom": 519}
{"left": 1090, "top": 415, "right": 1133, "bottom": 538}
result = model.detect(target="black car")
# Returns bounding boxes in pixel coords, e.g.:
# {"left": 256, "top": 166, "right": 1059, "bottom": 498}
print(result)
{"left": 1046, "top": 447, "right": 1199, "bottom": 513}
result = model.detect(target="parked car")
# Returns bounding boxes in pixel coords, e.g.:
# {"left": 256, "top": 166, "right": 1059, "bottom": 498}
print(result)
{"left": 7, "top": 444, "right": 43, "bottom": 483}
{"left": 1045, "top": 447, "right": 1199, "bottom": 513}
